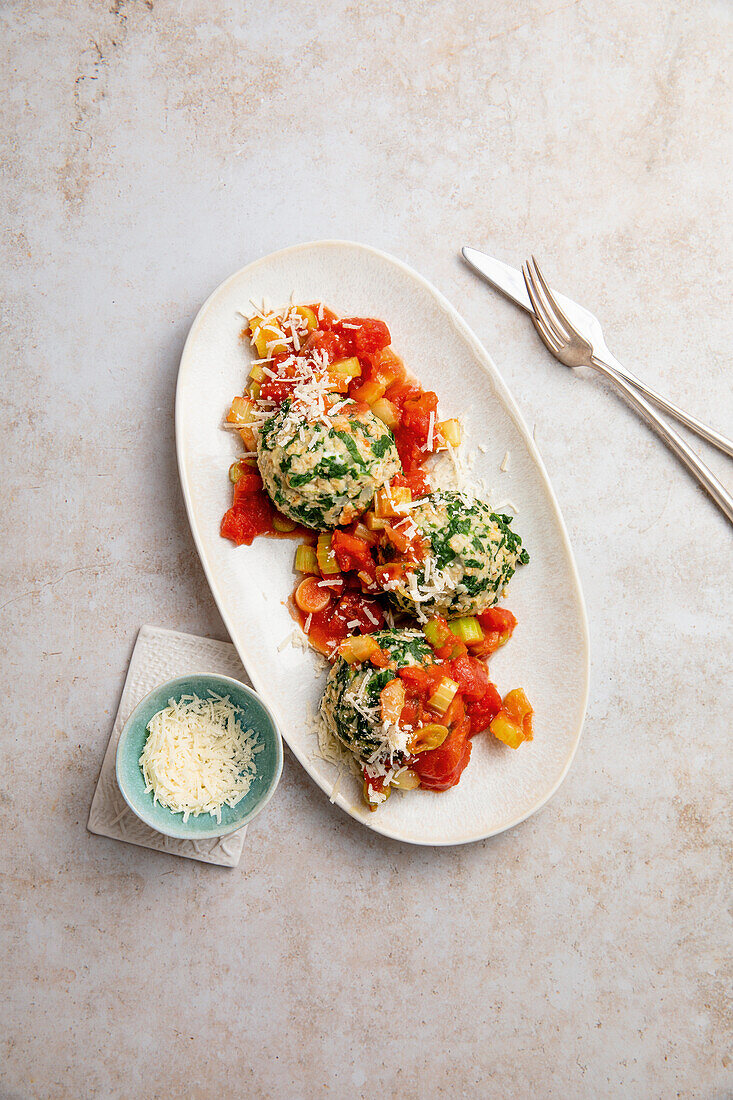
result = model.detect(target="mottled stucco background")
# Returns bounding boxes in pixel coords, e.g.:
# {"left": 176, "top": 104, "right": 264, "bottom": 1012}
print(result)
{"left": 1, "top": 2, "right": 731, "bottom": 1098}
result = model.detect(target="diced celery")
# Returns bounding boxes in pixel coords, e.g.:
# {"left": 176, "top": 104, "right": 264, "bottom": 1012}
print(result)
{"left": 423, "top": 617, "right": 451, "bottom": 648}
{"left": 391, "top": 768, "right": 420, "bottom": 790}
{"left": 339, "top": 635, "right": 380, "bottom": 664}
{"left": 409, "top": 723, "right": 449, "bottom": 753}
{"left": 249, "top": 363, "right": 266, "bottom": 383}
{"left": 273, "top": 513, "right": 297, "bottom": 532}
{"left": 228, "top": 462, "right": 243, "bottom": 484}
{"left": 448, "top": 616, "right": 484, "bottom": 645}
{"left": 427, "top": 676, "right": 459, "bottom": 715}
{"left": 316, "top": 534, "right": 340, "bottom": 575}
{"left": 294, "top": 545, "right": 319, "bottom": 574}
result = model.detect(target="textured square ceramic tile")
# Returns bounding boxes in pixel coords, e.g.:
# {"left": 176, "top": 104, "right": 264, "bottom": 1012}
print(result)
{"left": 87, "top": 625, "right": 252, "bottom": 866}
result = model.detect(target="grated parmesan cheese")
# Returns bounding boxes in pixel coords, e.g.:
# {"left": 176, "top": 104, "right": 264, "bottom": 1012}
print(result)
{"left": 426, "top": 411, "right": 435, "bottom": 452}
{"left": 139, "top": 693, "right": 261, "bottom": 823}
{"left": 362, "top": 605, "right": 380, "bottom": 626}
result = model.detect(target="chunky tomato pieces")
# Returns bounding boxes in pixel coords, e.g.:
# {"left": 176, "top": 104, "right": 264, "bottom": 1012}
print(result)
{"left": 220, "top": 475, "right": 273, "bottom": 545}
{"left": 474, "top": 606, "right": 518, "bottom": 656}
{"left": 337, "top": 318, "right": 391, "bottom": 356}
{"left": 392, "top": 469, "right": 430, "bottom": 498}
{"left": 394, "top": 648, "right": 505, "bottom": 787}
{"left": 377, "top": 386, "right": 441, "bottom": 475}
{"left": 297, "top": 586, "right": 384, "bottom": 657}
{"left": 224, "top": 309, "right": 441, "bottom": 552}
{"left": 449, "top": 655, "right": 490, "bottom": 701}
{"left": 413, "top": 718, "right": 472, "bottom": 790}
{"left": 302, "top": 328, "right": 350, "bottom": 363}
{"left": 303, "top": 317, "right": 391, "bottom": 364}
{"left": 465, "top": 683, "right": 503, "bottom": 736}
{"left": 331, "top": 530, "right": 375, "bottom": 575}
{"left": 258, "top": 375, "right": 298, "bottom": 404}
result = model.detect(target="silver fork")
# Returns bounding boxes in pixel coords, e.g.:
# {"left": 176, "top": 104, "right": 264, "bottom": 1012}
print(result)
{"left": 522, "top": 257, "right": 733, "bottom": 526}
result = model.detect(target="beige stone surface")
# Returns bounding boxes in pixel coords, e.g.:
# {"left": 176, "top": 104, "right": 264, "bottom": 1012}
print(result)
{"left": 1, "top": 2, "right": 731, "bottom": 1098}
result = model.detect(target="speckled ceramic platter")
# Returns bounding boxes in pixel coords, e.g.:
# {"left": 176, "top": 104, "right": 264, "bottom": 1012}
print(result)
{"left": 175, "top": 241, "right": 590, "bottom": 845}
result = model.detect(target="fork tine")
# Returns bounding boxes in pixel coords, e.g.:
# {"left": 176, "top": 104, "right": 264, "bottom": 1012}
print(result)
{"left": 531, "top": 310, "right": 563, "bottom": 354}
{"left": 522, "top": 263, "right": 545, "bottom": 319}
{"left": 522, "top": 264, "right": 566, "bottom": 346}
{"left": 522, "top": 267, "right": 564, "bottom": 354}
{"left": 530, "top": 256, "right": 577, "bottom": 337}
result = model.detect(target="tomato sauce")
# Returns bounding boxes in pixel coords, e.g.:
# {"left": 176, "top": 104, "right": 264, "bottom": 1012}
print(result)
{"left": 293, "top": 583, "right": 385, "bottom": 656}
{"left": 221, "top": 307, "right": 445, "bottom": 548}
{"left": 219, "top": 303, "right": 533, "bottom": 803}
{"left": 220, "top": 473, "right": 312, "bottom": 547}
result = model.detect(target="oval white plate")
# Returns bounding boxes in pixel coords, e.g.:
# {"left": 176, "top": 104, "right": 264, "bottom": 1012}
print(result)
{"left": 176, "top": 241, "right": 589, "bottom": 845}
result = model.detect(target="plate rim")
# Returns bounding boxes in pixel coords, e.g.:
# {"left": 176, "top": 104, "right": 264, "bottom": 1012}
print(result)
{"left": 175, "top": 239, "right": 591, "bottom": 846}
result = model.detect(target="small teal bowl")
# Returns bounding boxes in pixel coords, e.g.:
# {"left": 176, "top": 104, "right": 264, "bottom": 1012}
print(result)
{"left": 115, "top": 674, "right": 283, "bottom": 840}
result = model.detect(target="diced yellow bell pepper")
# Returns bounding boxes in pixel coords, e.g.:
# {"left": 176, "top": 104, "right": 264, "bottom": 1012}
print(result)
{"left": 228, "top": 396, "right": 258, "bottom": 449}
{"left": 329, "top": 356, "right": 362, "bottom": 380}
{"left": 250, "top": 315, "right": 288, "bottom": 358}
{"left": 352, "top": 379, "right": 388, "bottom": 404}
{"left": 489, "top": 712, "right": 525, "bottom": 749}
{"left": 373, "top": 486, "right": 412, "bottom": 518}
{"left": 294, "top": 305, "right": 318, "bottom": 332}
{"left": 364, "top": 510, "right": 388, "bottom": 531}
{"left": 437, "top": 418, "right": 462, "bottom": 448}
{"left": 370, "top": 397, "right": 400, "bottom": 430}
{"left": 227, "top": 396, "right": 254, "bottom": 424}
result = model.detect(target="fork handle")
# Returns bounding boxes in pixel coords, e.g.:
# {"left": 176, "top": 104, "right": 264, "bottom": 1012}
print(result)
{"left": 593, "top": 354, "right": 733, "bottom": 459}
{"left": 593, "top": 359, "right": 733, "bottom": 525}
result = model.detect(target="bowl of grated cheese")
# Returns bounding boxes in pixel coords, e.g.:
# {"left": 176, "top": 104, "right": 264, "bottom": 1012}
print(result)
{"left": 115, "top": 674, "right": 283, "bottom": 840}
